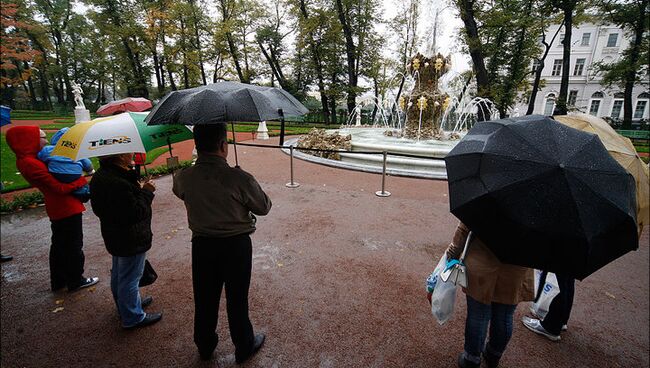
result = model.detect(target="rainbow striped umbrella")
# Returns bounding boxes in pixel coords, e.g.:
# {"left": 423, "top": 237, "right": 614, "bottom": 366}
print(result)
{"left": 51, "top": 112, "right": 193, "bottom": 160}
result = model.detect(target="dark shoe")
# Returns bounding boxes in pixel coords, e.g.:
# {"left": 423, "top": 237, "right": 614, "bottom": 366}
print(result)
{"left": 124, "top": 312, "right": 162, "bottom": 329}
{"left": 141, "top": 296, "right": 153, "bottom": 308}
{"left": 235, "top": 333, "right": 265, "bottom": 364}
{"left": 0, "top": 254, "right": 13, "bottom": 262}
{"left": 483, "top": 350, "right": 500, "bottom": 368}
{"left": 458, "top": 353, "right": 480, "bottom": 368}
{"left": 68, "top": 277, "right": 99, "bottom": 292}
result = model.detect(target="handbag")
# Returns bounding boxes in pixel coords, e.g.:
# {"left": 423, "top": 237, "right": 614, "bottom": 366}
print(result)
{"left": 139, "top": 260, "right": 158, "bottom": 287}
{"left": 439, "top": 231, "right": 472, "bottom": 288}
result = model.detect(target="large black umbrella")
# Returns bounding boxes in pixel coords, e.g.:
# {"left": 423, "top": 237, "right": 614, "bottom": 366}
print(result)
{"left": 145, "top": 81, "right": 309, "bottom": 165}
{"left": 445, "top": 115, "right": 638, "bottom": 280}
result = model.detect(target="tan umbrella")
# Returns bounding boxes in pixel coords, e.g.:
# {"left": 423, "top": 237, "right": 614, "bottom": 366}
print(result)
{"left": 554, "top": 113, "right": 649, "bottom": 235}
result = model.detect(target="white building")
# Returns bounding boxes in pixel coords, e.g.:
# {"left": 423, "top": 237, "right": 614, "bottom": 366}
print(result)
{"left": 518, "top": 23, "right": 649, "bottom": 122}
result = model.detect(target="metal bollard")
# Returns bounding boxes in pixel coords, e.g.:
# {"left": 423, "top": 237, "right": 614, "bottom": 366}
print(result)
{"left": 285, "top": 146, "right": 300, "bottom": 188}
{"left": 375, "top": 151, "right": 391, "bottom": 197}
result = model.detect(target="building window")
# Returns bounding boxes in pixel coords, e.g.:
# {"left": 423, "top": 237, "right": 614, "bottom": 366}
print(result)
{"left": 581, "top": 33, "right": 591, "bottom": 46}
{"left": 558, "top": 33, "right": 565, "bottom": 47}
{"left": 573, "top": 59, "right": 585, "bottom": 76}
{"left": 611, "top": 100, "right": 623, "bottom": 119}
{"left": 568, "top": 90, "right": 578, "bottom": 106}
{"left": 607, "top": 33, "right": 618, "bottom": 47}
{"left": 544, "top": 94, "right": 556, "bottom": 116}
{"left": 552, "top": 59, "right": 562, "bottom": 76}
{"left": 531, "top": 59, "right": 540, "bottom": 73}
{"left": 634, "top": 100, "right": 647, "bottom": 119}
{"left": 589, "top": 100, "right": 601, "bottom": 116}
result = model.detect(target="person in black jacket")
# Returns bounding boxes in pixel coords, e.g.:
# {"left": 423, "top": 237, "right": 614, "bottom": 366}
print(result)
{"left": 90, "top": 153, "right": 162, "bottom": 329}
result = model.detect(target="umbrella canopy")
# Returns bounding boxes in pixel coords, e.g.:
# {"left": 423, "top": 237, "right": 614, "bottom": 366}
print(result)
{"left": 51, "top": 112, "right": 193, "bottom": 161}
{"left": 1, "top": 105, "right": 11, "bottom": 126}
{"left": 554, "top": 113, "right": 649, "bottom": 235}
{"left": 96, "top": 97, "right": 152, "bottom": 116}
{"left": 144, "top": 81, "right": 309, "bottom": 125}
{"left": 444, "top": 114, "right": 638, "bottom": 280}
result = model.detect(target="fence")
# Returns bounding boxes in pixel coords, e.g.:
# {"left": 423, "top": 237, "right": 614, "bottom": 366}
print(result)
{"left": 229, "top": 141, "right": 447, "bottom": 198}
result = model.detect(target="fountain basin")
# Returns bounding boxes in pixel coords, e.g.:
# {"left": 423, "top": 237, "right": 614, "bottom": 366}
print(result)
{"left": 285, "top": 128, "right": 463, "bottom": 180}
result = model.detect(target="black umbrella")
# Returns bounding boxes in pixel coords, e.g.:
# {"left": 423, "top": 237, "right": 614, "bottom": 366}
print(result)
{"left": 144, "top": 81, "right": 309, "bottom": 166}
{"left": 445, "top": 115, "right": 638, "bottom": 280}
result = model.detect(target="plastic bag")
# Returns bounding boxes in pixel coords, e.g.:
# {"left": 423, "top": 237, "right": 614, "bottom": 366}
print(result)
{"left": 430, "top": 253, "right": 458, "bottom": 325}
{"left": 531, "top": 270, "right": 559, "bottom": 319}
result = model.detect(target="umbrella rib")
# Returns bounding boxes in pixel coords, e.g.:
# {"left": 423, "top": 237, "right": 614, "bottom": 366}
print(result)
{"left": 565, "top": 169, "right": 635, "bottom": 219}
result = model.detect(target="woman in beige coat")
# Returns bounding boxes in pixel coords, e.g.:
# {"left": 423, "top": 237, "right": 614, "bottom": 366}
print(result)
{"left": 445, "top": 222, "right": 534, "bottom": 368}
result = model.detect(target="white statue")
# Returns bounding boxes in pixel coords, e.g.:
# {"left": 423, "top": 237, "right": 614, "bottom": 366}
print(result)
{"left": 71, "top": 82, "right": 85, "bottom": 109}
{"left": 355, "top": 104, "right": 362, "bottom": 126}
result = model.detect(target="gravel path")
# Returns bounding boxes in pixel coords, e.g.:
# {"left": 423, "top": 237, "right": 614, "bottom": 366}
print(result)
{"left": 1, "top": 137, "right": 648, "bottom": 367}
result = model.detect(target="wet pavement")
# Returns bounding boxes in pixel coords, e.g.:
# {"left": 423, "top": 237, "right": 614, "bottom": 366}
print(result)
{"left": 1, "top": 138, "right": 648, "bottom": 367}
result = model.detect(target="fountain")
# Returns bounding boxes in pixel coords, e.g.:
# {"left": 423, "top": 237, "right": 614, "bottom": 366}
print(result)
{"left": 287, "top": 53, "right": 498, "bottom": 180}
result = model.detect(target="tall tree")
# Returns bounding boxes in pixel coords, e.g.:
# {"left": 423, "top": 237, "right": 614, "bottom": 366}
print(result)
{"left": 550, "top": 0, "right": 579, "bottom": 115}
{"left": 1, "top": 2, "right": 41, "bottom": 107}
{"left": 333, "top": 0, "right": 381, "bottom": 115}
{"left": 594, "top": 0, "right": 649, "bottom": 128}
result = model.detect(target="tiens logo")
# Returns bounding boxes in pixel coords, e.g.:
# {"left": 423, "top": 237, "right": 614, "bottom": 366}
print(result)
{"left": 88, "top": 136, "right": 132, "bottom": 150}
{"left": 60, "top": 140, "right": 77, "bottom": 149}
{"left": 150, "top": 128, "right": 183, "bottom": 140}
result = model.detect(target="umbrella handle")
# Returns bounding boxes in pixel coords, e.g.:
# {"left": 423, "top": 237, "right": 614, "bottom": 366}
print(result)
{"left": 278, "top": 108, "right": 285, "bottom": 147}
{"left": 231, "top": 121, "right": 240, "bottom": 168}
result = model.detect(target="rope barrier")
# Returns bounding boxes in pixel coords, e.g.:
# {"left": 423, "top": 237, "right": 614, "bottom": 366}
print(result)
{"left": 229, "top": 139, "right": 449, "bottom": 197}
{"left": 232, "top": 141, "right": 445, "bottom": 160}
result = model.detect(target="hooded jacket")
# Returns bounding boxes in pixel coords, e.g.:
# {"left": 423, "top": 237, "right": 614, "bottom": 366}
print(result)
{"left": 90, "top": 162, "right": 154, "bottom": 256}
{"left": 6, "top": 126, "right": 87, "bottom": 220}
{"left": 37, "top": 127, "right": 94, "bottom": 175}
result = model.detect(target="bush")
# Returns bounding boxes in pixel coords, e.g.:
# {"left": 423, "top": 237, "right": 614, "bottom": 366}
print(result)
{"left": 0, "top": 191, "right": 44, "bottom": 213}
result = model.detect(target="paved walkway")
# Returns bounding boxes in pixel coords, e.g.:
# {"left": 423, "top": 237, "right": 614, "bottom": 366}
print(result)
{"left": 1, "top": 137, "right": 648, "bottom": 367}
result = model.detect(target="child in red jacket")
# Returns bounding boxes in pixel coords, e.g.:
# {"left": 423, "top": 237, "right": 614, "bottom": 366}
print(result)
{"left": 6, "top": 126, "right": 99, "bottom": 292}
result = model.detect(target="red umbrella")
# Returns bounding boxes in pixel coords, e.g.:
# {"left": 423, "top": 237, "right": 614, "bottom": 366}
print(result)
{"left": 96, "top": 97, "right": 152, "bottom": 116}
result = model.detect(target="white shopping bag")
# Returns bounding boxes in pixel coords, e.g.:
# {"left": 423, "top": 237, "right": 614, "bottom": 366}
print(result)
{"left": 430, "top": 253, "right": 458, "bottom": 325}
{"left": 531, "top": 270, "right": 559, "bottom": 319}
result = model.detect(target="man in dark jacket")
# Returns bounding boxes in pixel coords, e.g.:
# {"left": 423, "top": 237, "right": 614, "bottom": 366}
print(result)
{"left": 173, "top": 124, "right": 272, "bottom": 363}
{"left": 90, "top": 153, "right": 162, "bottom": 329}
{"left": 7, "top": 126, "right": 98, "bottom": 292}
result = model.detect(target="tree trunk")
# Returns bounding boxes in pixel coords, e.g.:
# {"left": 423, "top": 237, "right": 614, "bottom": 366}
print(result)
{"left": 458, "top": 0, "right": 490, "bottom": 121}
{"left": 21, "top": 62, "right": 38, "bottom": 109}
{"left": 622, "top": 16, "right": 645, "bottom": 129}
{"left": 152, "top": 50, "right": 164, "bottom": 95}
{"left": 334, "top": 0, "right": 357, "bottom": 115}
{"left": 527, "top": 20, "right": 564, "bottom": 115}
{"left": 298, "top": 0, "right": 330, "bottom": 123}
{"left": 554, "top": 6, "right": 573, "bottom": 115}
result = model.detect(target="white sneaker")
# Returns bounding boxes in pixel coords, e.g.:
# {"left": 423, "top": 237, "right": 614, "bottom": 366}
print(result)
{"left": 522, "top": 316, "right": 561, "bottom": 341}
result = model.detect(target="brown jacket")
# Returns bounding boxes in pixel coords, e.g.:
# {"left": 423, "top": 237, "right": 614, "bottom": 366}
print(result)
{"left": 445, "top": 222, "right": 534, "bottom": 305}
{"left": 172, "top": 154, "right": 272, "bottom": 238}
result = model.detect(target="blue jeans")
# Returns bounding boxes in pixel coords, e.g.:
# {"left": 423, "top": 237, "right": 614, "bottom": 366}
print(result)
{"left": 111, "top": 253, "right": 146, "bottom": 327}
{"left": 463, "top": 295, "right": 517, "bottom": 364}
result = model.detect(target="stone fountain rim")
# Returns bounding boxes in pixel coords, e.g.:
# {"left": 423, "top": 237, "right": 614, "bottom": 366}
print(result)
{"left": 283, "top": 137, "right": 449, "bottom": 180}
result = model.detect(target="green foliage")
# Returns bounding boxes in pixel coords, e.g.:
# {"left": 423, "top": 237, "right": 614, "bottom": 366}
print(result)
{"left": 0, "top": 191, "right": 45, "bottom": 213}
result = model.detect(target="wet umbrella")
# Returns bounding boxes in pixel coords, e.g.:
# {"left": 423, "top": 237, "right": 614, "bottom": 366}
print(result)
{"left": 51, "top": 112, "right": 193, "bottom": 160}
{"left": 554, "top": 113, "right": 649, "bottom": 236}
{"left": 444, "top": 114, "right": 638, "bottom": 280}
{"left": 96, "top": 97, "right": 152, "bottom": 116}
{"left": 144, "top": 81, "right": 309, "bottom": 166}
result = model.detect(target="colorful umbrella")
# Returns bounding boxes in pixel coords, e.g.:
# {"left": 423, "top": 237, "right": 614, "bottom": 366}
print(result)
{"left": 96, "top": 97, "right": 153, "bottom": 116}
{"left": 51, "top": 112, "right": 193, "bottom": 160}
{"left": 554, "top": 113, "right": 649, "bottom": 235}
{"left": 1, "top": 105, "right": 11, "bottom": 126}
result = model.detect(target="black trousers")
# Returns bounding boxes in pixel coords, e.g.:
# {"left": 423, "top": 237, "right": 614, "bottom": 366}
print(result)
{"left": 192, "top": 234, "right": 255, "bottom": 357}
{"left": 50, "top": 213, "right": 85, "bottom": 290}
{"left": 541, "top": 273, "right": 575, "bottom": 335}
